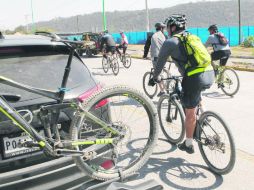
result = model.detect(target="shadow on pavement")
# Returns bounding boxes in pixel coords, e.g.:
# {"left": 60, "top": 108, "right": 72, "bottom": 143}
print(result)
{"left": 92, "top": 71, "right": 115, "bottom": 76}
{"left": 81, "top": 55, "right": 102, "bottom": 59}
{"left": 202, "top": 91, "right": 232, "bottom": 99}
{"left": 126, "top": 138, "right": 223, "bottom": 190}
{"left": 138, "top": 156, "right": 223, "bottom": 190}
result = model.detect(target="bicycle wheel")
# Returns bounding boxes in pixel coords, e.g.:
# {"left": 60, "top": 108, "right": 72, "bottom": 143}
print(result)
{"left": 142, "top": 71, "right": 158, "bottom": 99}
{"left": 219, "top": 68, "right": 240, "bottom": 96}
{"left": 122, "top": 54, "right": 132, "bottom": 69}
{"left": 158, "top": 95, "right": 185, "bottom": 144}
{"left": 111, "top": 58, "right": 119, "bottom": 76}
{"left": 70, "top": 85, "right": 159, "bottom": 180}
{"left": 196, "top": 111, "right": 236, "bottom": 175}
{"left": 102, "top": 57, "right": 109, "bottom": 73}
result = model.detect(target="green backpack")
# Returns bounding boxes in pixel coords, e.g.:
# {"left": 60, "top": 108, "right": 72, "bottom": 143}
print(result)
{"left": 174, "top": 32, "right": 212, "bottom": 76}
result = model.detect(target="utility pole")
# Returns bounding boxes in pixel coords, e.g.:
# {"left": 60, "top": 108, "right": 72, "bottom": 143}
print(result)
{"left": 238, "top": 0, "right": 241, "bottom": 45}
{"left": 24, "top": 14, "right": 29, "bottom": 33}
{"left": 102, "top": 0, "right": 107, "bottom": 31}
{"left": 76, "top": 15, "right": 79, "bottom": 32}
{"left": 30, "top": 0, "right": 35, "bottom": 32}
{"left": 145, "top": 0, "right": 150, "bottom": 32}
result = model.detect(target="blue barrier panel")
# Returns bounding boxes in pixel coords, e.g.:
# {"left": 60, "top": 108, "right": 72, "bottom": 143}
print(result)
{"left": 112, "top": 31, "right": 147, "bottom": 44}
{"left": 197, "top": 28, "right": 209, "bottom": 43}
{"left": 109, "top": 26, "right": 254, "bottom": 46}
{"left": 65, "top": 35, "right": 82, "bottom": 41}
{"left": 229, "top": 27, "right": 239, "bottom": 46}
{"left": 187, "top": 28, "right": 198, "bottom": 36}
{"left": 249, "top": 26, "right": 254, "bottom": 36}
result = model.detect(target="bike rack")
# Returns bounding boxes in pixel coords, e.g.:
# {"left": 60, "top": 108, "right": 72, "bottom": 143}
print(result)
{"left": 80, "top": 173, "right": 163, "bottom": 190}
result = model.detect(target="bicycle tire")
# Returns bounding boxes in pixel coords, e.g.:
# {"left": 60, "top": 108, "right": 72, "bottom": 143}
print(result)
{"left": 102, "top": 57, "right": 109, "bottom": 73}
{"left": 142, "top": 71, "right": 158, "bottom": 99}
{"left": 122, "top": 54, "right": 132, "bottom": 69}
{"left": 196, "top": 111, "right": 236, "bottom": 175}
{"left": 86, "top": 48, "right": 93, "bottom": 57}
{"left": 220, "top": 68, "right": 240, "bottom": 96}
{"left": 158, "top": 95, "right": 185, "bottom": 144}
{"left": 70, "top": 85, "right": 159, "bottom": 181}
{"left": 111, "top": 58, "right": 119, "bottom": 75}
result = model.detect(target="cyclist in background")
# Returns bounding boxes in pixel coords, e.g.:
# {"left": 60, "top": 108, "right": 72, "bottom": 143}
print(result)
{"left": 100, "top": 30, "right": 117, "bottom": 58}
{"left": 116, "top": 31, "right": 128, "bottom": 56}
{"left": 149, "top": 14, "right": 214, "bottom": 154}
{"left": 144, "top": 22, "right": 167, "bottom": 97}
{"left": 205, "top": 24, "right": 231, "bottom": 66}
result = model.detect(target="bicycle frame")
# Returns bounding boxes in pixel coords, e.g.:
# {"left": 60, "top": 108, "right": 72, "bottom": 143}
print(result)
{"left": 161, "top": 76, "right": 221, "bottom": 145}
{"left": 0, "top": 43, "right": 119, "bottom": 156}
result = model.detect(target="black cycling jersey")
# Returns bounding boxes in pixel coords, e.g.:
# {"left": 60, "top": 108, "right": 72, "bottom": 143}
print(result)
{"left": 100, "top": 34, "right": 116, "bottom": 51}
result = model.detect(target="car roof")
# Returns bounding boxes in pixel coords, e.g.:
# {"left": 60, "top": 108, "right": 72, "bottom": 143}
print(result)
{"left": 0, "top": 34, "right": 66, "bottom": 47}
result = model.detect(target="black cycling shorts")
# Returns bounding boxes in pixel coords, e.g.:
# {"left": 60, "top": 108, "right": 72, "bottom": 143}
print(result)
{"left": 211, "top": 50, "right": 231, "bottom": 66}
{"left": 181, "top": 70, "right": 214, "bottom": 109}
{"left": 106, "top": 46, "right": 116, "bottom": 54}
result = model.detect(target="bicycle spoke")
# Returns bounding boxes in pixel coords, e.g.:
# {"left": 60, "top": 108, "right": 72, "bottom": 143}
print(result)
{"left": 75, "top": 92, "right": 155, "bottom": 173}
{"left": 220, "top": 68, "right": 240, "bottom": 96}
{"left": 158, "top": 96, "right": 184, "bottom": 143}
{"left": 198, "top": 113, "right": 235, "bottom": 174}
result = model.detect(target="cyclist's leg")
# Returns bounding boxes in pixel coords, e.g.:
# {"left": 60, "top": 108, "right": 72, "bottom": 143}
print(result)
{"left": 152, "top": 57, "right": 165, "bottom": 96}
{"left": 211, "top": 51, "right": 221, "bottom": 74}
{"left": 182, "top": 82, "right": 201, "bottom": 143}
{"left": 178, "top": 71, "right": 214, "bottom": 153}
{"left": 116, "top": 45, "right": 121, "bottom": 55}
{"left": 219, "top": 50, "right": 231, "bottom": 66}
{"left": 123, "top": 44, "right": 127, "bottom": 55}
{"left": 104, "top": 46, "right": 111, "bottom": 59}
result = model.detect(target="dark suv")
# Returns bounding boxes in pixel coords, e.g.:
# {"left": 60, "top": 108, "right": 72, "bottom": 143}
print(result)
{"left": 0, "top": 34, "right": 106, "bottom": 189}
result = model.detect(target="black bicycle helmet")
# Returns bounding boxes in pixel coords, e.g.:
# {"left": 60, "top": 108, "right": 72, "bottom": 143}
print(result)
{"left": 164, "top": 14, "right": 187, "bottom": 29}
{"left": 208, "top": 24, "right": 218, "bottom": 32}
{"left": 155, "top": 22, "right": 166, "bottom": 30}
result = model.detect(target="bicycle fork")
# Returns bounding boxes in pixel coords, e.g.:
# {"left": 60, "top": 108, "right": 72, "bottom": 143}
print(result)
{"left": 0, "top": 97, "right": 47, "bottom": 147}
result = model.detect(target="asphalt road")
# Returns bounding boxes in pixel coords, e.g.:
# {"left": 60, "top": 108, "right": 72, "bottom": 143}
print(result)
{"left": 82, "top": 56, "right": 254, "bottom": 190}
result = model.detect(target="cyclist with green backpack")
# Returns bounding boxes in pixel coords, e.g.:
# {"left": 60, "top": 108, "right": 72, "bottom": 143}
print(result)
{"left": 148, "top": 14, "right": 214, "bottom": 154}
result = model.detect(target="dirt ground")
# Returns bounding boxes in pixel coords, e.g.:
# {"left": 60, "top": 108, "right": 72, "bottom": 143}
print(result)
{"left": 128, "top": 45, "right": 254, "bottom": 57}
{"left": 128, "top": 45, "right": 254, "bottom": 70}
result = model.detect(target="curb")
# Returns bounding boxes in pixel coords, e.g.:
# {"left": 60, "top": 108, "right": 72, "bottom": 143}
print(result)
{"left": 231, "top": 55, "right": 254, "bottom": 59}
{"left": 130, "top": 54, "right": 254, "bottom": 72}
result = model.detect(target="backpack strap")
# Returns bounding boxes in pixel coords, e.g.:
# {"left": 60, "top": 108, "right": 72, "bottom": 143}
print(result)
{"left": 173, "top": 32, "right": 195, "bottom": 69}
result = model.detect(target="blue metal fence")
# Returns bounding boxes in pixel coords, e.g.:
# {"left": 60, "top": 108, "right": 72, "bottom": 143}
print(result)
{"left": 112, "top": 26, "right": 254, "bottom": 46}
{"left": 66, "top": 26, "right": 254, "bottom": 46}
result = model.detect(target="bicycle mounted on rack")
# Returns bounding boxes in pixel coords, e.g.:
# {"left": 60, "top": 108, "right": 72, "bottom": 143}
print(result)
{"left": 0, "top": 37, "right": 159, "bottom": 181}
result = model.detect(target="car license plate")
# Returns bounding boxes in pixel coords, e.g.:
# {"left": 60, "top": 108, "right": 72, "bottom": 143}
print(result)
{"left": 3, "top": 131, "right": 44, "bottom": 158}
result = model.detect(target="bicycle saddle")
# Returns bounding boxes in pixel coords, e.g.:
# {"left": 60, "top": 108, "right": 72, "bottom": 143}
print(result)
{"left": 0, "top": 94, "right": 21, "bottom": 103}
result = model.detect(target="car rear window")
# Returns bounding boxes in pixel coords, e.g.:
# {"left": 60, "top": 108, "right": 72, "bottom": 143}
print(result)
{"left": 0, "top": 53, "right": 97, "bottom": 105}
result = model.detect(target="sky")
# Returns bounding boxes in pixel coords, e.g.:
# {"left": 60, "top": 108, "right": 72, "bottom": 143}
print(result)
{"left": 0, "top": 0, "right": 219, "bottom": 30}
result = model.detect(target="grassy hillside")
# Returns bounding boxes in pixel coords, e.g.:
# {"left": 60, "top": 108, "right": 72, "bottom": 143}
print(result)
{"left": 23, "top": 0, "right": 254, "bottom": 33}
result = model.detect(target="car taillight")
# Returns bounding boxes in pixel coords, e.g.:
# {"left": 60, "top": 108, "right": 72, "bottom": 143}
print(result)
{"left": 78, "top": 84, "right": 108, "bottom": 109}
{"left": 95, "top": 99, "right": 108, "bottom": 109}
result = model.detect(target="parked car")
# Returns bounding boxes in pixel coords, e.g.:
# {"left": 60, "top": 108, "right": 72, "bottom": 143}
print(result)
{"left": 77, "top": 32, "right": 102, "bottom": 57}
{"left": 0, "top": 34, "right": 109, "bottom": 189}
